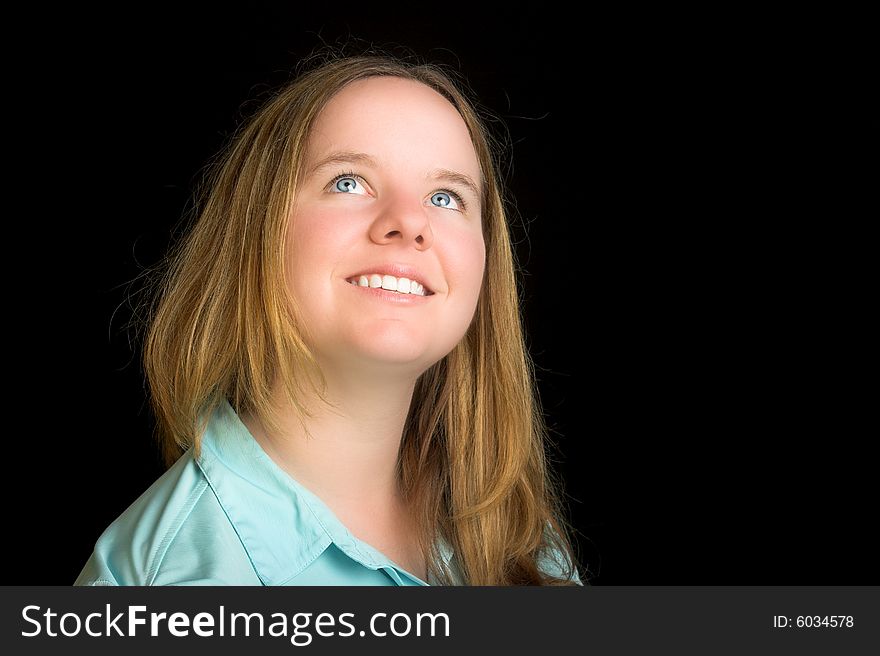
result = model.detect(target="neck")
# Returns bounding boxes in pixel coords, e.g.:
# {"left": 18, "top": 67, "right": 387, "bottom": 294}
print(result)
{"left": 239, "top": 355, "right": 419, "bottom": 513}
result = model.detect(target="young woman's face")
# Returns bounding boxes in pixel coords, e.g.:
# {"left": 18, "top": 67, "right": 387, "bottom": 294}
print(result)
{"left": 287, "top": 76, "right": 486, "bottom": 375}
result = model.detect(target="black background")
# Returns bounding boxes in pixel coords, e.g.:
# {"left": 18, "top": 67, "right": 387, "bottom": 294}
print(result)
{"left": 8, "top": 8, "right": 875, "bottom": 585}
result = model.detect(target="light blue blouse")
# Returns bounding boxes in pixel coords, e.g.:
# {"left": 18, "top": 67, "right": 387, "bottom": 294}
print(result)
{"left": 75, "top": 397, "right": 581, "bottom": 586}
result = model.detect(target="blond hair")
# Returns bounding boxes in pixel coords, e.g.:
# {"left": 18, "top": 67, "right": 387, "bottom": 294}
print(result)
{"left": 135, "top": 47, "right": 583, "bottom": 585}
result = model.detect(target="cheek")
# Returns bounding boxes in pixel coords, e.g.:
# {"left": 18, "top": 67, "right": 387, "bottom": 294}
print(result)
{"left": 447, "top": 231, "right": 486, "bottom": 299}
{"left": 289, "top": 209, "right": 331, "bottom": 269}
{"left": 287, "top": 206, "right": 359, "bottom": 278}
{"left": 285, "top": 209, "right": 341, "bottom": 317}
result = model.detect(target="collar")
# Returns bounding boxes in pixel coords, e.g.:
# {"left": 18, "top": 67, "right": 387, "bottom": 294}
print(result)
{"left": 194, "top": 397, "right": 455, "bottom": 586}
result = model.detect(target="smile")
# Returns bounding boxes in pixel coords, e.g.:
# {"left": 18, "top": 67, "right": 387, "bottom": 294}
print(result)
{"left": 346, "top": 274, "right": 434, "bottom": 296}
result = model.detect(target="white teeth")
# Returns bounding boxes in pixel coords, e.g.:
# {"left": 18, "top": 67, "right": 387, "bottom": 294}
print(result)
{"left": 349, "top": 274, "right": 427, "bottom": 295}
{"left": 381, "top": 274, "right": 397, "bottom": 292}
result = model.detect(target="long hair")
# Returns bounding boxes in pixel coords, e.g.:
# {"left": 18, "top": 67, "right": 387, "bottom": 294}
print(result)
{"left": 136, "top": 47, "right": 583, "bottom": 585}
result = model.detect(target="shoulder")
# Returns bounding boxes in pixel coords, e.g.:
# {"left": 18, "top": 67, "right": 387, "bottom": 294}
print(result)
{"left": 74, "top": 450, "right": 260, "bottom": 586}
{"left": 537, "top": 521, "right": 584, "bottom": 586}
{"left": 537, "top": 545, "right": 584, "bottom": 585}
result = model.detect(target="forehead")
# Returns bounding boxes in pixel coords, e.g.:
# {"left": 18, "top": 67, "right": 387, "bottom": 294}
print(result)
{"left": 305, "top": 77, "right": 480, "bottom": 180}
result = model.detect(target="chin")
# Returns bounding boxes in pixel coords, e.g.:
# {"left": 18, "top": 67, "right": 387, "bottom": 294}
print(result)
{"left": 341, "top": 333, "right": 442, "bottom": 370}
{"left": 358, "top": 344, "right": 429, "bottom": 367}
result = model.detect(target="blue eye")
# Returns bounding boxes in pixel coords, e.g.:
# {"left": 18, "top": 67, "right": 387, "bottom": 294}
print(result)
{"left": 328, "top": 173, "right": 368, "bottom": 195}
{"left": 430, "top": 191, "right": 462, "bottom": 211}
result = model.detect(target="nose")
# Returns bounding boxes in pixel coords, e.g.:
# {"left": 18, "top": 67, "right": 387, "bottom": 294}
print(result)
{"left": 368, "top": 195, "right": 434, "bottom": 250}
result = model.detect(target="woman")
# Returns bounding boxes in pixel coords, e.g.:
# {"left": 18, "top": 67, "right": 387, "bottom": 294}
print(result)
{"left": 75, "top": 51, "right": 583, "bottom": 586}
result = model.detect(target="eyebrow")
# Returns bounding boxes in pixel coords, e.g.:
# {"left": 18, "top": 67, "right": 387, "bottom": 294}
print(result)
{"left": 306, "top": 150, "right": 483, "bottom": 203}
